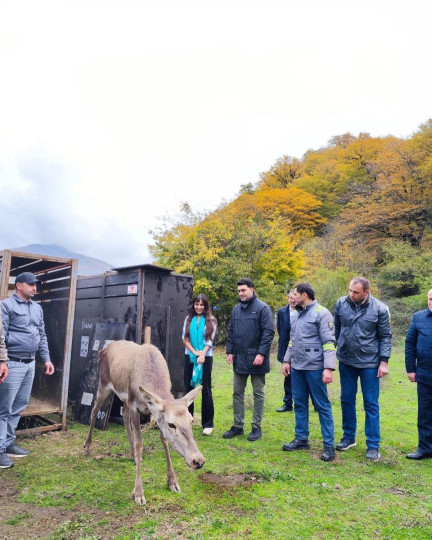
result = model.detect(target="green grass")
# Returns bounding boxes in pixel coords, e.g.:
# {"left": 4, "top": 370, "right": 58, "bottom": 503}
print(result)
{"left": 4, "top": 343, "right": 432, "bottom": 539}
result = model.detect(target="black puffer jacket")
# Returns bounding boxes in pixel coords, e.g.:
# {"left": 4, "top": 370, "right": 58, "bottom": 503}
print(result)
{"left": 226, "top": 294, "right": 275, "bottom": 375}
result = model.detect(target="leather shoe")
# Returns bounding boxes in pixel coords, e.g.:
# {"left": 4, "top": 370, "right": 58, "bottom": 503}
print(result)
{"left": 406, "top": 451, "right": 432, "bottom": 460}
{"left": 282, "top": 438, "right": 310, "bottom": 451}
{"left": 247, "top": 427, "right": 262, "bottom": 441}
{"left": 276, "top": 404, "right": 293, "bottom": 413}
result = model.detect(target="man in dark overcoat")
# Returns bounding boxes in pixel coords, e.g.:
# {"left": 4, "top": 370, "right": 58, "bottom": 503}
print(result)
{"left": 405, "top": 289, "right": 432, "bottom": 460}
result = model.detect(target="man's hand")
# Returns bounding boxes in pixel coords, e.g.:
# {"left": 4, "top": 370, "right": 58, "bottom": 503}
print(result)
{"left": 0, "top": 362, "right": 8, "bottom": 383}
{"left": 407, "top": 372, "right": 416, "bottom": 383}
{"left": 253, "top": 354, "right": 265, "bottom": 366}
{"left": 377, "top": 361, "right": 389, "bottom": 378}
{"left": 322, "top": 368, "right": 333, "bottom": 384}
{"left": 226, "top": 354, "right": 233, "bottom": 365}
{"left": 282, "top": 362, "right": 290, "bottom": 376}
{"left": 44, "top": 361, "right": 55, "bottom": 375}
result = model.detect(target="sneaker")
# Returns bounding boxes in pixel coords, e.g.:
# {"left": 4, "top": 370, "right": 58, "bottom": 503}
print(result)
{"left": 366, "top": 449, "right": 380, "bottom": 462}
{"left": 336, "top": 438, "right": 357, "bottom": 451}
{"left": 247, "top": 427, "right": 262, "bottom": 441}
{"left": 321, "top": 446, "right": 336, "bottom": 462}
{"left": 282, "top": 438, "right": 310, "bottom": 451}
{"left": 6, "top": 443, "right": 30, "bottom": 458}
{"left": 222, "top": 426, "right": 244, "bottom": 439}
{"left": 202, "top": 427, "right": 214, "bottom": 436}
{"left": 0, "top": 452, "right": 14, "bottom": 469}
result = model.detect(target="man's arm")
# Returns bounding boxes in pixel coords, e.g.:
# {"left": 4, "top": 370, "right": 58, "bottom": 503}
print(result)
{"left": 334, "top": 299, "right": 341, "bottom": 342}
{"left": 405, "top": 315, "right": 418, "bottom": 379}
{"left": 257, "top": 304, "right": 275, "bottom": 358}
{"left": 318, "top": 309, "right": 337, "bottom": 372}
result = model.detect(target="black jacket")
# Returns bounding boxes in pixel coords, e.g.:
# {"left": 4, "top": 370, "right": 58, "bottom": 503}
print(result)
{"left": 405, "top": 308, "right": 432, "bottom": 382}
{"left": 276, "top": 305, "right": 291, "bottom": 363}
{"left": 226, "top": 294, "right": 274, "bottom": 375}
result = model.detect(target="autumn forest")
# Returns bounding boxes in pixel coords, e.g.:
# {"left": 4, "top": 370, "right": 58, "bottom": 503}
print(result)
{"left": 151, "top": 120, "right": 432, "bottom": 338}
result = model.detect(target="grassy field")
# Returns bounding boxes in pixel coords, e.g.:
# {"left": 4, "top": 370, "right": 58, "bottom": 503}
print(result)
{"left": 2, "top": 343, "right": 432, "bottom": 539}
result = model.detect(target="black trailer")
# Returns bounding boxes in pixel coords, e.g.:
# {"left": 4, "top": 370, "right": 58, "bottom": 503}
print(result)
{"left": 0, "top": 250, "right": 78, "bottom": 434}
{"left": 69, "top": 264, "right": 193, "bottom": 427}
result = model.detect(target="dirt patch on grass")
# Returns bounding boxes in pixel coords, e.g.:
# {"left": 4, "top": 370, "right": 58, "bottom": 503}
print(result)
{"left": 198, "top": 472, "right": 261, "bottom": 488}
{"left": 0, "top": 475, "right": 184, "bottom": 540}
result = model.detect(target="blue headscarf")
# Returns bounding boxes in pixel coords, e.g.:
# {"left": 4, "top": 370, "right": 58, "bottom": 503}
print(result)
{"left": 188, "top": 315, "right": 205, "bottom": 387}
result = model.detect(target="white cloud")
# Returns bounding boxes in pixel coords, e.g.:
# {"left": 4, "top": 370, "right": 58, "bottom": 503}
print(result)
{"left": 0, "top": 0, "right": 431, "bottom": 266}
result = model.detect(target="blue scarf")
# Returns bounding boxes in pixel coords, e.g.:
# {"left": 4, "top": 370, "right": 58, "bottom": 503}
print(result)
{"left": 188, "top": 315, "right": 205, "bottom": 387}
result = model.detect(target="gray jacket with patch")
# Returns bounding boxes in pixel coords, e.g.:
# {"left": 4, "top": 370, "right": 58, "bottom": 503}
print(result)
{"left": 283, "top": 300, "right": 336, "bottom": 370}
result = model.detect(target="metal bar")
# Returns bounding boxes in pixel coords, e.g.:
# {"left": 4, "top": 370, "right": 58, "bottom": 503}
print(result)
{"left": 60, "top": 259, "right": 78, "bottom": 431}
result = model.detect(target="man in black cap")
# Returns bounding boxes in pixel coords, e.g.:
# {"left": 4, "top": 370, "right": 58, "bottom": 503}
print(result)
{"left": 0, "top": 272, "right": 55, "bottom": 469}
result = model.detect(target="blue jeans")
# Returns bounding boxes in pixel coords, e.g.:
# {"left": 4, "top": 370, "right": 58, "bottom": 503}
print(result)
{"left": 291, "top": 368, "right": 334, "bottom": 447}
{"left": 0, "top": 360, "right": 35, "bottom": 452}
{"left": 339, "top": 362, "right": 380, "bottom": 449}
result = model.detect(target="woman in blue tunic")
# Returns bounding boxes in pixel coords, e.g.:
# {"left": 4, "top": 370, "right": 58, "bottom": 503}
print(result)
{"left": 182, "top": 294, "right": 217, "bottom": 435}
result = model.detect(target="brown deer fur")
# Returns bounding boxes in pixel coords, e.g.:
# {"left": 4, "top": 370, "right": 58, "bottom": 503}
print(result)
{"left": 83, "top": 340, "right": 205, "bottom": 505}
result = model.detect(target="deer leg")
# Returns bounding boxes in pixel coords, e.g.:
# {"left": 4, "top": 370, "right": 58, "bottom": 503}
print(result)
{"left": 83, "top": 384, "right": 112, "bottom": 455}
{"left": 129, "top": 406, "right": 146, "bottom": 505}
{"left": 121, "top": 403, "right": 136, "bottom": 460}
{"left": 160, "top": 431, "right": 181, "bottom": 493}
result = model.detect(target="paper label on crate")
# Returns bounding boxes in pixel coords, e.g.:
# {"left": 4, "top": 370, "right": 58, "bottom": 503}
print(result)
{"left": 127, "top": 284, "right": 138, "bottom": 295}
{"left": 80, "top": 336, "right": 89, "bottom": 357}
{"left": 81, "top": 392, "right": 93, "bottom": 406}
{"left": 93, "top": 339, "right": 100, "bottom": 351}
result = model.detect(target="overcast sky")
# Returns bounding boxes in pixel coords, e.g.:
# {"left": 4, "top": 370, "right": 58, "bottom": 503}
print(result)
{"left": 0, "top": 0, "right": 431, "bottom": 266}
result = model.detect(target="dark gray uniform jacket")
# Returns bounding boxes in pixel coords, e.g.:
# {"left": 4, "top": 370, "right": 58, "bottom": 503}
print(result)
{"left": 334, "top": 294, "right": 391, "bottom": 369}
{"left": 284, "top": 300, "right": 336, "bottom": 370}
{"left": 226, "top": 293, "right": 274, "bottom": 375}
{"left": 1, "top": 293, "right": 51, "bottom": 362}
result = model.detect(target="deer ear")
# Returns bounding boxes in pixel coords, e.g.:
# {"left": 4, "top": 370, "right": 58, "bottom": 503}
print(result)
{"left": 139, "top": 385, "right": 165, "bottom": 412}
{"left": 183, "top": 385, "right": 202, "bottom": 407}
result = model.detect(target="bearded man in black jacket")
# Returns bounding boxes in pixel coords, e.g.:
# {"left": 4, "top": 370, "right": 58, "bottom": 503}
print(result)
{"left": 223, "top": 277, "right": 275, "bottom": 442}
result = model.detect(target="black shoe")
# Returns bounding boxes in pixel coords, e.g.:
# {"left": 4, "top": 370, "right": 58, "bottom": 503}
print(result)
{"left": 282, "top": 438, "right": 310, "bottom": 451}
{"left": 6, "top": 443, "right": 30, "bottom": 458}
{"left": 366, "top": 449, "right": 380, "bottom": 462}
{"left": 247, "top": 427, "right": 262, "bottom": 441}
{"left": 276, "top": 404, "right": 293, "bottom": 413}
{"left": 406, "top": 451, "right": 432, "bottom": 460}
{"left": 336, "top": 438, "right": 357, "bottom": 452}
{"left": 321, "top": 446, "right": 336, "bottom": 462}
{"left": 223, "top": 426, "right": 244, "bottom": 439}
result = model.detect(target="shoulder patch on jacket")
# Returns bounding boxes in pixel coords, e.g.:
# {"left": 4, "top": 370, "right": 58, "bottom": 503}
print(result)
{"left": 314, "top": 305, "right": 324, "bottom": 313}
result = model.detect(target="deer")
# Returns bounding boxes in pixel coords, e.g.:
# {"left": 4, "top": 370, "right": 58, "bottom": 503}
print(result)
{"left": 83, "top": 340, "right": 205, "bottom": 505}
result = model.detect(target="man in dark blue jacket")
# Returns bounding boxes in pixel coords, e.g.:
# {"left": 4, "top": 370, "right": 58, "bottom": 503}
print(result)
{"left": 405, "top": 289, "right": 432, "bottom": 460}
{"left": 276, "top": 291, "right": 297, "bottom": 412}
{"left": 224, "top": 277, "right": 274, "bottom": 442}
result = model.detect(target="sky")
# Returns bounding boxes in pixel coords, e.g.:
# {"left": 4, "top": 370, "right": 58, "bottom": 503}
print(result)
{"left": 0, "top": 0, "right": 431, "bottom": 267}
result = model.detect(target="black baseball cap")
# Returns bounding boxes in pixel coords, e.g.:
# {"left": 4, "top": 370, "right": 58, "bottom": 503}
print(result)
{"left": 15, "top": 272, "right": 40, "bottom": 285}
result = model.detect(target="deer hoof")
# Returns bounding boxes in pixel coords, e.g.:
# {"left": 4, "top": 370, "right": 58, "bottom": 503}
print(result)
{"left": 169, "top": 482, "right": 181, "bottom": 493}
{"left": 132, "top": 489, "right": 146, "bottom": 505}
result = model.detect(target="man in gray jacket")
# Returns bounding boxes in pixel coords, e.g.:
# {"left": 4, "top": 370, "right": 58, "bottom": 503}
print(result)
{"left": 0, "top": 272, "right": 55, "bottom": 469}
{"left": 334, "top": 276, "right": 391, "bottom": 462}
{"left": 282, "top": 283, "right": 337, "bottom": 462}
{"left": 224, "top": 277, "right": 274, "bottom": 442}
